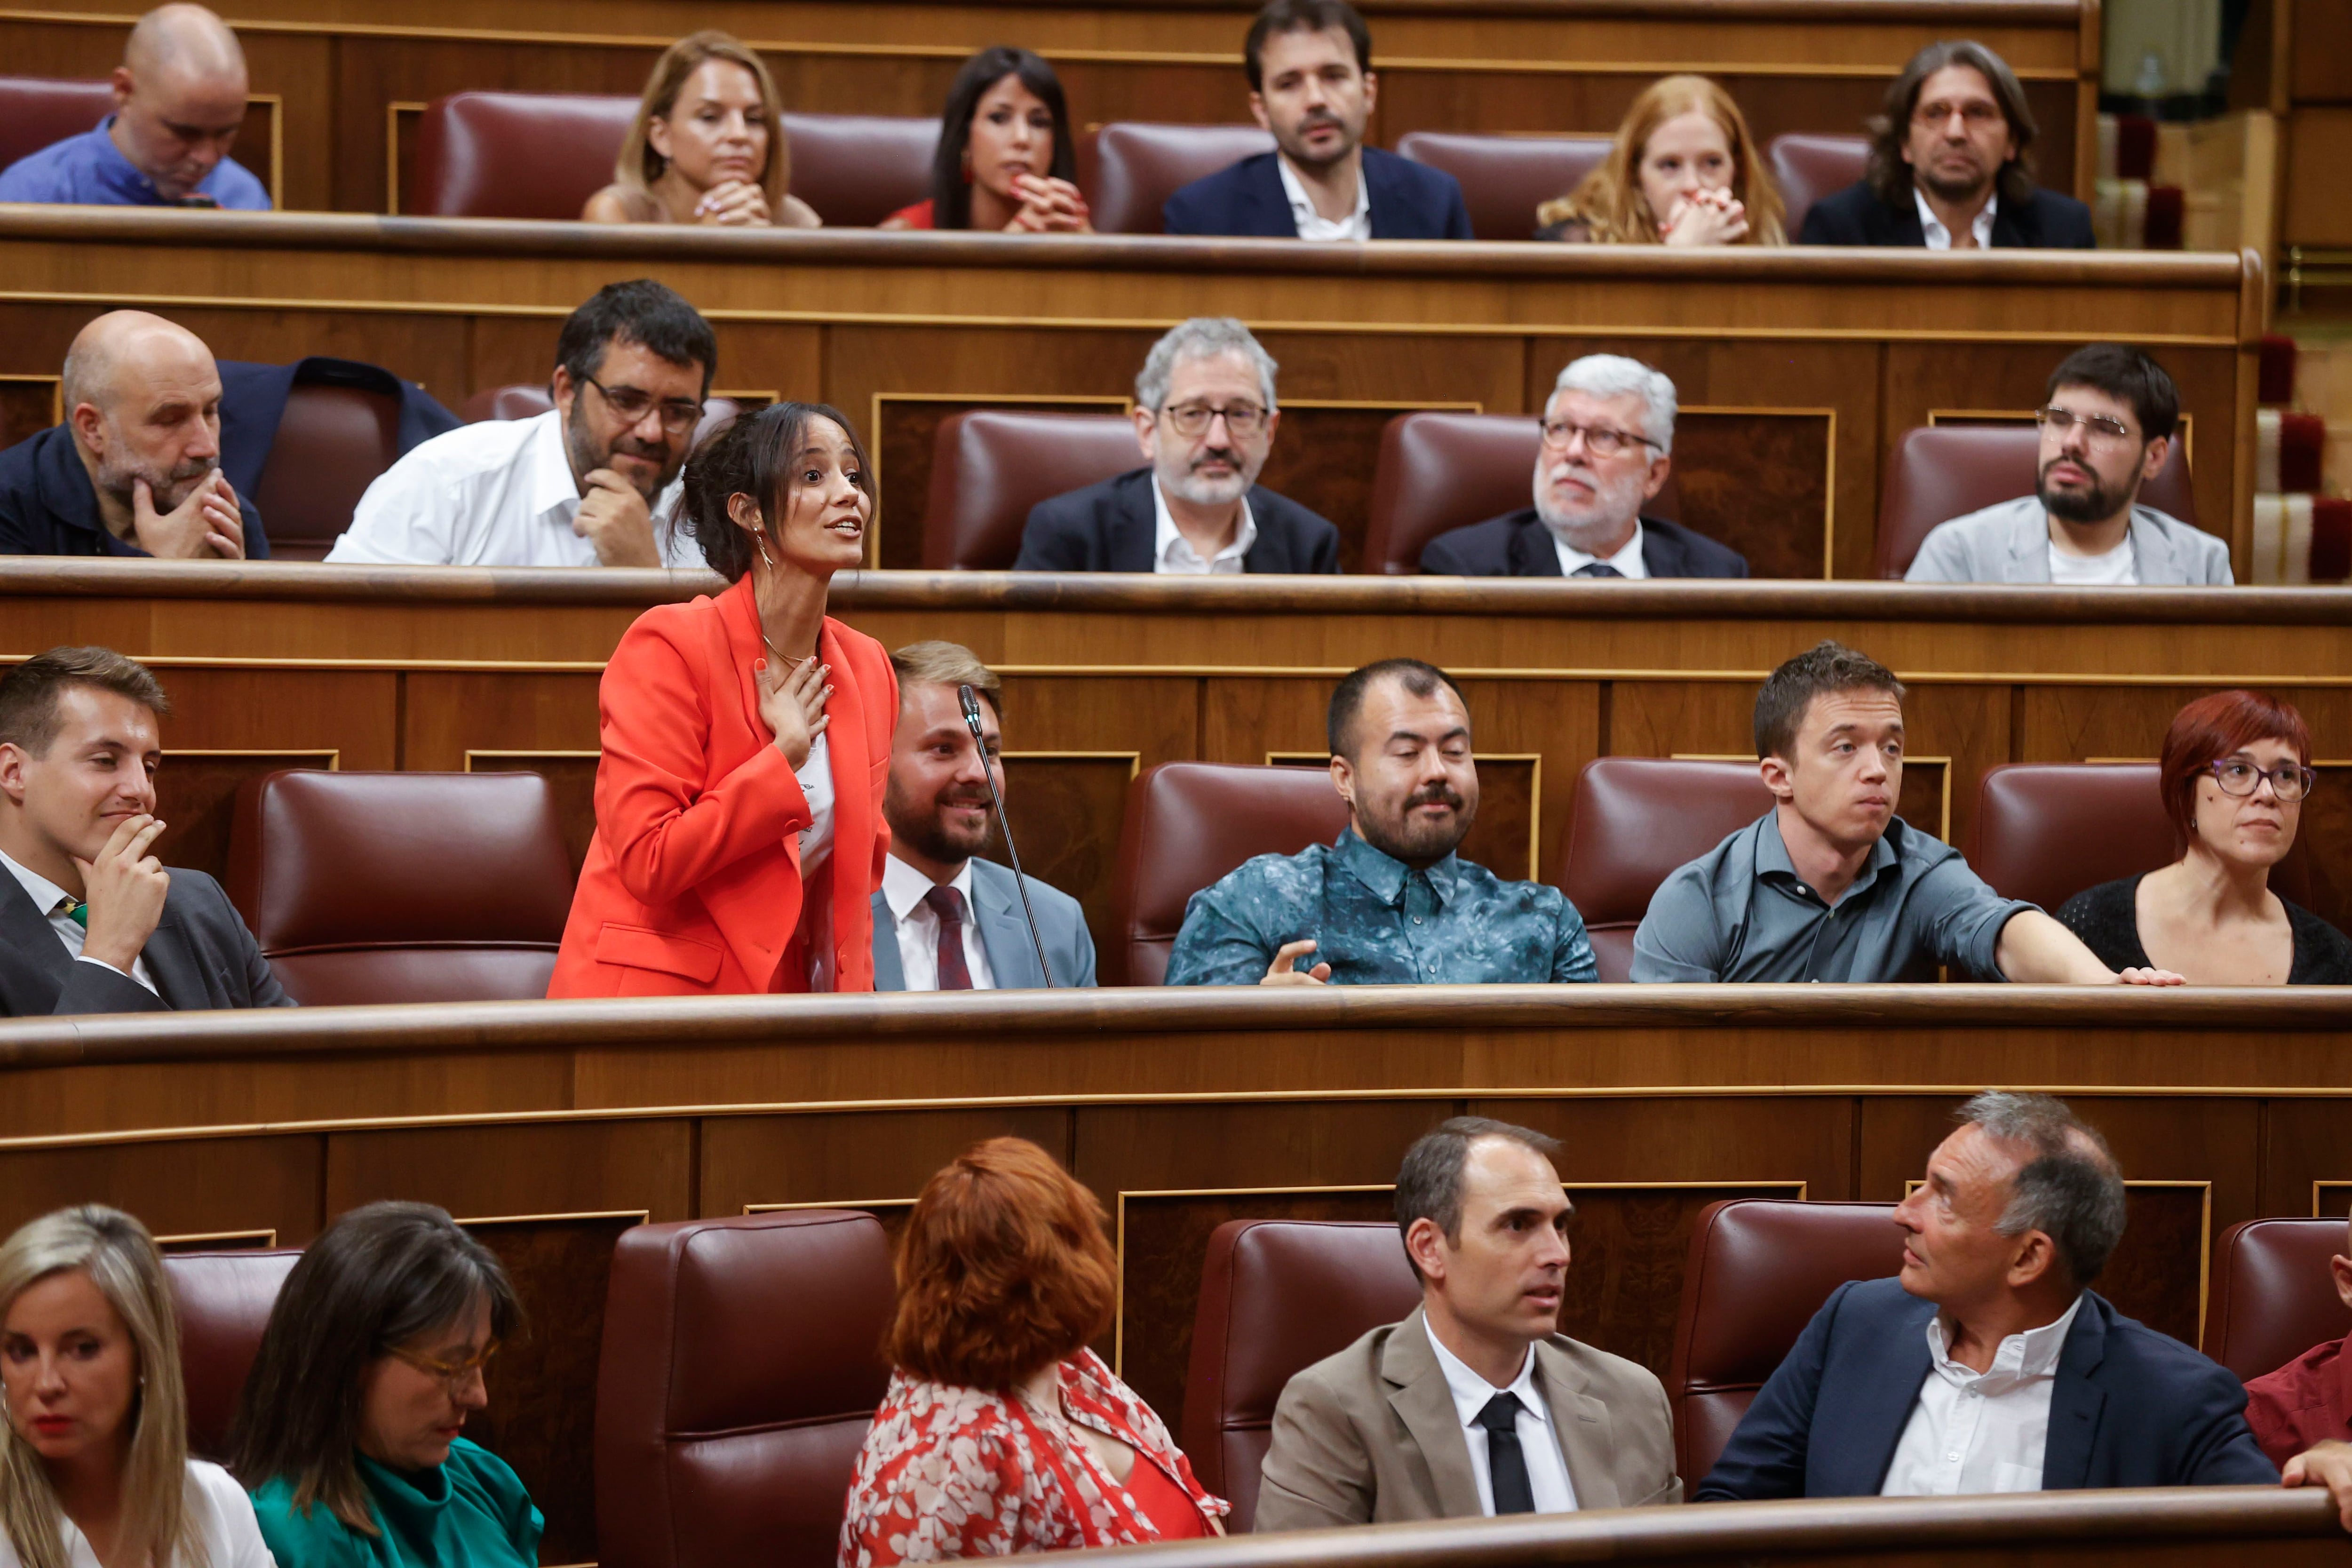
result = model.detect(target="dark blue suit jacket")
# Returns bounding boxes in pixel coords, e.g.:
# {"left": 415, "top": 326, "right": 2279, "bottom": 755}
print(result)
{"left": 1419, "top": 507, "right": 1748, "bottom": 578}
{"left": 217, "top": 356, "right": 459, "bottom": 502}
{"left": 1013, "top": 467, "right": 1341, "bottom": 573}
{"left": 1698, "top": 1278, "right": 2278, "bottom": 1500}
{"left": 0, "top": 423, "right": 270, "bottom": 558}
{"left": 1162, "top": 147, "right": 1472, "bottom": 239}
{"left": 1797, "top": 180, "right": 2095, "bottom": 248}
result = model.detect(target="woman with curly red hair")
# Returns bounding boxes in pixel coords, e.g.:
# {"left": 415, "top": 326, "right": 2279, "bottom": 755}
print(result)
{"left": 839, "top": 1138, "right": 1226, "bottom": 1565}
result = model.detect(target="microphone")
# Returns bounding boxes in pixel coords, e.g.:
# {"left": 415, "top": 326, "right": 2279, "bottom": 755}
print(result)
{"left": 959, "top": 684, "right": 1057, "bottom": 988}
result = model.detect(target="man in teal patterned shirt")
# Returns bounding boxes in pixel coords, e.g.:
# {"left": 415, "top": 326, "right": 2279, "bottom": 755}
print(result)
{"left": 1165, "top": 659, "right": 1597, "bottom": 987}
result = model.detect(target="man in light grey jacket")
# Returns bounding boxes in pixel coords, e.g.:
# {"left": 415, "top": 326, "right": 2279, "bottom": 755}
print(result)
{"left": 1906, "top": 344, "right": 2232, "bottom": 585}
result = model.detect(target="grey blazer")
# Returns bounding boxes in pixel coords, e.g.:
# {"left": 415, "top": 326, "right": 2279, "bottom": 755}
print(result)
{"left": 868, "top": 856, "right": 1097, "bottom": 990}
{"left": 0, "top": 866, "right": 293, "bottom": 1017}
{"left": 1255, "top": 1305, "right": 1683, "bottom": 1530}
{"left": 1904, "top": 496, "right": 2233, "bottom": 585}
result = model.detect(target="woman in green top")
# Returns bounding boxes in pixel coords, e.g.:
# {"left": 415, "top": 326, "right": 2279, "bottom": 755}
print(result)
{"left": 226, "top": 1202, "right": 540, "bottom": 1568}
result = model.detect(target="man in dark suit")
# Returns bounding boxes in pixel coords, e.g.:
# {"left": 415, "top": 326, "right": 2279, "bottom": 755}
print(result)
{"left": 1700, "top": 1091, "right": 2275, "bottom": 1501}
{"left": 1797, "top": 41, "right": 2093, "bottom": 249}
{"left": 1421, "top": 355, "right": 1747, "bottom": 579}
{"left": 1162, "top": 0, "right": 1470, "bottom": 240}
{"left": 1016, "top": 317, "right": 1340, "bottom": 573}
{"left": 0, "top": 646, "right": 291, "bottom": 1017}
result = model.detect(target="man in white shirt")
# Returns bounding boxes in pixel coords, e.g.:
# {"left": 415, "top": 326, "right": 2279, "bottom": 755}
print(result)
{"left": 326, "top": 279, "right": 715, "bottom": 567}
{"left": 869, "top": 641, "right": 1095, "bottom": 990}
{"left": 1256, "top": 1117, "right": 1682, "bottom": 1528}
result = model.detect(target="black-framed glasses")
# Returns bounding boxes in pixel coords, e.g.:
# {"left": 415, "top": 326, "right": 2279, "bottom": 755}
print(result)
{"left": 2208, "top": 759, "right": 2317, "bottom": 802}
{"left": 1159, "top": 402, "right": 1268, "bottom": 438}
{"left": 2034, "top": 406, "right": 2136, "bottom": 446}
{"left": 1540, "top": 419, "right": 1659, "bottom": 459}
{"left": 582, "top": 375, "right": 704, "bottom": 433}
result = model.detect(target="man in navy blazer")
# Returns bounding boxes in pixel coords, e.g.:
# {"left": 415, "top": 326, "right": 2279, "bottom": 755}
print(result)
{"left": 1700, "top": 1092, "right": 2276, "bottom": 1502}
{"left": 1162, "top": 0, "right": 1470, "bottom": 241}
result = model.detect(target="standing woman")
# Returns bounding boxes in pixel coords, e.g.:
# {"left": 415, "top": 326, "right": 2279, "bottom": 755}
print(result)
{"left": 583, "top": 31, "right": 822, "bottom": 228}
{"left": 548, "top": 403, "right": 895, "bottom": 996}
{"left": 1534, "top": 75, "right": 1784, "bottom": 244}
{"left": 0, "top": 1204, "right": 271, "bottom": 1568}
{"left": 882, "top": 47, "right": 1091, "bottom": 232}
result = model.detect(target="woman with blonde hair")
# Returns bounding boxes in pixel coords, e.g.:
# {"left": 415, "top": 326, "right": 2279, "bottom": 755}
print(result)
{"left": 1536, "top": 75, "right": 1784, "bottom": 245}
{"left": 0, "top": 1205, "right": 270, "bottom": 1568}
{"left": 584, "top": 30, "right": 820, "bottom": 228}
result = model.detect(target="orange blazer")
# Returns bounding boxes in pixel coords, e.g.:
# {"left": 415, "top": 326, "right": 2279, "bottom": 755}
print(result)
{"left": 548, "top": 576, "right": 896, "bottom": 997}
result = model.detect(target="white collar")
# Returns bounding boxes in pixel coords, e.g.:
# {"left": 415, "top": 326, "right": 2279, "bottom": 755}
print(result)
{"left": 1151, "top": 475, "right": 1257, "bottom": 569}
{"left": 1926, "top": 1293, "right": 2084, "bottom": 1387}
{"left": 1550, "top": 519, "right": 1647, "bottom": 578}
{"left": 1914, "top": 184, "right": 1998, "bottom": 251}
{"left": 0, "top": 843, "right": 72, "bottom": 917}
{"left": 1424, "top": 1314, "right": 1551, "bottom": 1431}
{"left": 1276, "top": 151, "right": 1372, "bottom": 236}
{"left": 882, "top": 852, "right": 976, "bottom": 923}
{"left": 527, "top": 408, "right": 688, "bottom": 530}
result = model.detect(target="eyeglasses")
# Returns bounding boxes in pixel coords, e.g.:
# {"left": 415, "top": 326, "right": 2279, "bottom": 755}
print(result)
{"left": 1539, "top": 419, "right": 1659, "bottom": 459}
{"left": 1159, "top": 402, "right": 1268, "bottom": 438}
{"left": 1913, "top": 99, "right": 2005, "bottom": 129}
{"left": 387, "top": 1339, "right": 500, "bottom": 1392}
{"left": 583, "top": 375, "right": 705, "bottom": 434}
{"left": 2034, "top": 406, "right": 2137, "bottom": 446}
{"left": 2207, "top": 759, "right": 2318, "bottom": 802}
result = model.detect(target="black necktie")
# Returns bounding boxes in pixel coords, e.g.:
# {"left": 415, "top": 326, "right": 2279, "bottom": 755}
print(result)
{"left": 1473, "top": 1392, "right": 1535, "bottom": 1514}
{"left": 1573, "top": 562, "right": 1623, "bottom": 578}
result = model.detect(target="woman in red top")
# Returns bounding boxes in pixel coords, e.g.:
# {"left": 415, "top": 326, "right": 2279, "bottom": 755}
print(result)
{"left": 882, "top": 48, "right": 1091, "bottom": 233}
{"left": 548, "top": 402, "right": 894, "bottom": 997}
{"left": 839, "top": 1138, "right": 1226, "bottom": 1565}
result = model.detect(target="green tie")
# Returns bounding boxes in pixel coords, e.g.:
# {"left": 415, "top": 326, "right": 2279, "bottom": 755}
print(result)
{"left": 56, "top": 897, "right": 87, "bottom": 930}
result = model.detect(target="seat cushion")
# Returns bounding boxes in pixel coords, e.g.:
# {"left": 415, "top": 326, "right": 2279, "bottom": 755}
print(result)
{"left": 164, "top": 1249, "right": 302, "bottom": 1462}
{"left": 1765, "top": 133, "right": 1869, "bottom": 240}
{"left": 0, "top": 77, "right": 116, "bottom": 173}
{"left": 2205, "top": 1218, "right": 2352, "bottom": 1381}
{"left": 411, "top": 91, "right": 634, "bottom": 218}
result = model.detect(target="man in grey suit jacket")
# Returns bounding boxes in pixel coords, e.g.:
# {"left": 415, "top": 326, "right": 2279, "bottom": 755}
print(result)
{"left": 870, "top": 642, "right": 1095, "bottom": 990}
{"left": 1256, "top": 1118, "right": 1681, "bottom": 1528}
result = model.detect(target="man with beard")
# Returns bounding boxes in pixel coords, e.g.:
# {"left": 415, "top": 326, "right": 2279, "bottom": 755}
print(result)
{"left": 1015, "top": 318, "right": 1339, "bottom": 573}
{"left": 0, "top": 310, "right": 266, "bottom": 557}
{"left": 1165, "top": 659, "right": 1597, "bottom": 986}
{"left": 1163, "top": 0, "right": 1469, "bottom": 239}
{"left": 1799, "top": 40, "right": 2092, "bottom": 248}
{"left": 326, "top": 279, "right": 713, "bottom": 566}
{"left": 1418, "top": 356, "right": 1748, "bottom": 579}
{"left": 1906, "top": 345, "right": 2230, "bottom": 584}
{"left": 868, "top": 641, "right": 1096, "bottom": 990}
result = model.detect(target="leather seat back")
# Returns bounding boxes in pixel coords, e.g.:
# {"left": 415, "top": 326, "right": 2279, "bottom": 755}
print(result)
{"left": 1557, "top": 758, "right": 1774, "bottom": 981}
{"left": 412, "top": 92, "right": 635, "bottom": 218}
{"left": 461, "top": 384, "right": 555, "bottom": 423}
{"left": 1395, "top": 130, "right": 1611, "bottom": 240}
{"left": 2204, "top": 1217, "right": 2352, "bottom": 1380}
{"left": 1082, "top": 122, "right": 1277, "bottom": 234}
{"left": 252, "top": 383, "right": 403, "bottom": 560}
{"left": 923, "top": 410, "right": 1140, "bottom": 568}
{"left": 1875, "top": 424, "right": 2198, "bottom": 578}
{"left": 163, "top": 1249, "right": 302, "bottom": 1462}
{"left": 1764, "top": 133, "right": 1869, "bottom": 240}
{"left": 0, "top": 76, "right": 116, "bottom": 174}
{"left": 779, "top": 112, "right": 938, "bottom": 227}
{"left": 596, "top": 1211, "right": 894, "bottom": 1568}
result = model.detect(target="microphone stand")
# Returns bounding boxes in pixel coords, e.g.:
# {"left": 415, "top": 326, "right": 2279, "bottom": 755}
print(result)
{"left": 959, "top": 684, "right": 1057, "bottom": 988}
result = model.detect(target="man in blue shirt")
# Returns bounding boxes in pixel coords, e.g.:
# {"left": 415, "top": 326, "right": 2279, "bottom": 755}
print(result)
{"left": 0, "top": 4, "right": 270, "bottom": 210}
{"left": 1165, "top": 659, "right": 1596, "bottom": 986}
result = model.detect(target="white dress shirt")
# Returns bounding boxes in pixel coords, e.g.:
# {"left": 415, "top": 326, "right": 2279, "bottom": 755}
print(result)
{"left": 1551, "top": 521, "right": 1649, "bottom": 579}
{"left": 1424, "top": 1319, "right": 1579, "bottom": 1516}
{"left": 1277, "top": 153, "right": 1373, "bottom": 241}
{"left": 0, "top": 1460, "right": 270, "bottom": 1568}
{"left": 1881, "top": 1294, "right": 2084, "bottom": 1497}
{"left": 0, "top": 844, "right": 156, "bottom": 996}
{"left": 1151, "top": 478, "right": 1257, "bottom": 574}
{"left": 2047, "top": 537, "right": 2138, "bottom": 584}
{"left": 1915, "top": 186, "right": 1998, "bottom": 251}
{"left": 796, "top": 732, "right": 836, "bottom": 878}
{"left": 880, "top": 853, "right": 998, "bottom": 991}
{"left": 324, "top": 411, "right": 700, "bottom": 567}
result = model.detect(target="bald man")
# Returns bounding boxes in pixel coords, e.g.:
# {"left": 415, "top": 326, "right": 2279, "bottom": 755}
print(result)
{"left": 0, "top": 311, "right": 268, "bottom": 558}
{"left": 0, "top": 5, "right": 270, "bottom": 209}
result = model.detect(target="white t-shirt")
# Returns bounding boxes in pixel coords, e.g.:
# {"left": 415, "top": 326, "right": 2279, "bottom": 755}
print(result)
{"left": 0, "top": 1460, "right": 274, "bottom": 1568}
{"left": 796, "top": 731, "right": 835, "bottom": 877}
{"left": 2047, "top": 537, "right": 2137, "bottom": 585}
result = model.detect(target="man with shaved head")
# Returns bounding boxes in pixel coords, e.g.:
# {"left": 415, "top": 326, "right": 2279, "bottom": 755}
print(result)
{"left": 0, "top": 4, "right": 270, "bottom": 209}
{"left": 0, "top": 310, "right": 267, "bottom": 557}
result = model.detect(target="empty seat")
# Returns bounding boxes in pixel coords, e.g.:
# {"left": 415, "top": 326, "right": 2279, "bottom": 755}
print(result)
{"left": 227, "top": 770, "right": 575, "bottom": 1006}
{"left": 780, "top": 112, "right": 938, "bottom": 228}
{"left": 923, "top": 410, "right": 1139, "bottom": 569}
{"left": 596, "top": 1210, "right": 893, "bottom": 1568}
{"left": 1083, "top": 122, "right": 1277, "bottom": 234}
{"left": 1666, "top": 1199, "right": 1905, "bottom": 1484}
{"left": 1180, "top": 1219, "right": 1421, "bottom": 1531}
{"left": 164, "top": 1248, "right": 302, "bottom": 1462}
{"left": 1109, "top": 763, "right": 1352, "bottom": 985}
{"left": 249, "top": 384, "right": 403, "bottom": 561}
{"left": 0, "top": 77, "right": 116, "bottom": 175}
{"left": 1556, "top": 758, "right": 1774, "bottom": 981}
{"left": 1764, "top": 133, "right": 1869, "bottom": 240}
{"left": 2204, "top": 1217, "right": 2352, "bottom": 1382}
{"left": 1395, "top": 130, "right": 1612, "bottom": 241}
{"left": 461, "top": 384, "right": 554, "bottom": 423}
{"left": 1875, "top": 424, "right": 2198, "bottom": 579}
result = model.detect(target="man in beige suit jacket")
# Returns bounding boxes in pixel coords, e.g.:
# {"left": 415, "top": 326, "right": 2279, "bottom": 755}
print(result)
{"left": 1255, "top": 1117, "right": 1683, "bottom": 1528}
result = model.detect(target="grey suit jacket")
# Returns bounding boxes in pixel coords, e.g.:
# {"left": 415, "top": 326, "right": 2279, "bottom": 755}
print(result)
{"left": 0, "top": 865, "right": 294, "bottom": 1017}
{"left": 868, "top": 856, "right": 1097, "bottom": 990}
{"left": 1904, "top": 496, "right": 2233, "bottom": 585}
{"left": 1255, "top": 1305, "right": 1683, "bottom": 1530}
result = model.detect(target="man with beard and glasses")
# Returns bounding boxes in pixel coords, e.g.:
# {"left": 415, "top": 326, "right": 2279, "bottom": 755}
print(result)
{"left": 1165, "top": 659, "right": 1597, "bottom": 987}
{"left": 1906, "top": 345, "right": 2229, "bottom": 584}
{"left": 1015, "top": 318, "right": 1339, "bottom": 573}
{"left": 0, "top": 310, "right": 266, "bottom": 558}
{"left": 1419, "top": 355, "right": 1748, "bottom": 579}
{"left": 326, "top": 279, "right": 714, "bottom": 567}
{"left": 868, "top": 641, "right": 1096, "bottom": 990}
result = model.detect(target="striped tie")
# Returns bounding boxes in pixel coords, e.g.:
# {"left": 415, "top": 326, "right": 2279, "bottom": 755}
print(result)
{"left": 55, "top": 896, "right": 87, "bottom": 930}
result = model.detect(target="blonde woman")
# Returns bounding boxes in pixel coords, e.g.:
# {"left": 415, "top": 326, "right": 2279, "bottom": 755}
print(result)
{"left": 583, "top": 31, "right": 820, "bottom": 228}
{"left": 0, "top": 1205, "right": 270, "bottom": 1568}
{"left": 1536, "top": 75, "right": 1785, "bottom": 245}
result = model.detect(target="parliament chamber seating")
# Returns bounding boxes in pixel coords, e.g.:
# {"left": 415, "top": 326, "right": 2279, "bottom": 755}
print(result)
{"left": 1666, "top": 1199, "right": 1907, "bottom": 1484}
{"left": 1874, "top": 424, "right": 2201, "bottom": 578}
{"left": 1081, "top": 122, "right": 1278, "bottom": 234}
{"left": 2203, "top": 1218, "right": 2352, "bottom": 1382}
{"left": 1179, "top": 1219, "right": 1422, "bottom": 1531}
{"left": 163, "top": 1248, "right": 301, "bottom": 1462}
{"left": 247, "top": 382, "right": 403, "bottom": 561}
{"left": 1764, "top": 133, "right": 1869, "bottom": 240}
{"left": 226, "top": 770, "right": 574, "bottom": 1006}
{"left": 1393, "top": 131, "right": 1612, "bottom": 241}
{"left": 1109, "top": 762, "right": 1352, "bottom": 985}
{"left": 595, "top": 1210, "right": 893, "bottom": 1568}
{"left": 1555, "top": 759, "right": 1776, "bottom": 981}
{"left": 461, "top": 384, "right": 554, "bottom": 422}
{"left": 0, "top": 76, "right": 114, "bottom": 173}
{"left": 922, "top": 409, "right": 1138, "bottom": 568}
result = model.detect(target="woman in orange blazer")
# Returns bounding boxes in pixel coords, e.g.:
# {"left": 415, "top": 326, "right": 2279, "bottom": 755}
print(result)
{"left": 549, "top": 401, "right": 895, "bottom": 996}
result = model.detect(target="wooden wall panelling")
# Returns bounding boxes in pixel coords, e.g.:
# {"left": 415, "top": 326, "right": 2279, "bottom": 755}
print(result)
{"left": 0, "top": 374, "right": 59, "bottom": 448}
{"left": 2257, "top": 1098, "right": 2352, "bottom": 1218}
{"left": 1258, "top": 400, "right": 1487, "bottom": 574}
{"left": 323, "top": 1119, "right": 696, "bottom": 1224}
{"left": 139, "top": 666, "right": 399, "bottom": 767}
{"left": 2290, "top": 0, "right": 2352, "bottom": 102}
{"left": 402, "top": 671, "right": 604, "bottom": 771}
{"left": 0, "top": 1134, "right": 323, "bottom": 1244}
{"left": 991, "top": 753, "right": 1140, "bottom": 965}
{"left": 1446, "top": 682, "right": 1603, "bottom": 886}
{"left": 2284, "top": 109, "right": 2352, "bottom": 246}
{"left": 698, "top": 1106, "right": 1073, "bottom": 1217}
{"left": 158, "top": 748, "right": 337, "bottom": 885}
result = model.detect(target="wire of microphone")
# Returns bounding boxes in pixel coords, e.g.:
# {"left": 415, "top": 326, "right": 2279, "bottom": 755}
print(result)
{"left": 959, "top": 683, "right": 1057, "bottom": 988}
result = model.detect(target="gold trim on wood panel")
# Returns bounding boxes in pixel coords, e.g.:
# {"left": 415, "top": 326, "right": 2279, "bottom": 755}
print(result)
{"left": 0, "top": 374, "right": 63, "bottom": 431}
{"left": 453, "top": 1208, "right": 649, "bottom": 1227}
{"left": 1269, "top": 749, "right": 1541, "bottom": 878}
{"left": 386, "top": 101, "right": 427, "bottom": 216}
{"left": 1679, "top": 404, "right": 1837, "bottom": 579}
{"left": 249, "top": 91, "right": 284, "bottom": 210}
{"left": 167, "top": 748, "right": 338, "bottom": 767}
{"left": 464, "top": 749, "right": 599, "bottom": 767}
{"left": 742, "top": 1198, "right": 917, "bottom": 1215}
{"left": 154, "top": 1228, "right": 279, "bottom": 1248}
{"left": 1003, "top": 749, "right": 1143, "bottom": 779}
{"left": 2312, "top": 1183, "right": 2352, "bottom": 1218}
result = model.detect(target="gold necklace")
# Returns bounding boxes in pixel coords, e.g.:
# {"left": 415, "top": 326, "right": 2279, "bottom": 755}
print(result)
{"left": 760, "top": 631, "right": 815, "bottom": 672}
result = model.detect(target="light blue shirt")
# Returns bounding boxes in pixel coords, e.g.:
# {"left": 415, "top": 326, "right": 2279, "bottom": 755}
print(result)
{"left": 0, "top": 117, "right": 270, "bottom": 209}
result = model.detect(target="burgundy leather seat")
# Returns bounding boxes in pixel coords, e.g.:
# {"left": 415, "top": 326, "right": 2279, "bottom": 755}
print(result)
{"left": 1764, "top": 133, "right": 1869, "bottom": 240}
{"left": 1395, "top": 130, "right": 1611, "bottom": 241}
{"left": 779, "top": 112, "right": 938, "bottom": 227}
{"left": 2204, "top": 1217, "right": 2352, "bottom": 1381}
{"left": 1556, "top": 758, "right": 1774, "bottom": 982}
{"left": 1180, "top": 1219, "right": 1421, "bottom": 1532}
{"left": 596, "top": 1210, "right": 893, "bottom": 1568}
{"left": 1082, "top": 122, "right": 1277, "bottom": 234}
{"left": 461, "top": 384, "right": 554, "bottom": 423}
{"left": 1666, "top": 1199, "right": 1906, "bottom": 1483}
{"left": 226, "top": 770, "right": 575, "bottom": 1005}
{"left": 0, "top": 77, "right": 116, "bottom": 174}
{"left": 251, "top": 384, "right": 403, "bottom": 561}
{"left": 923, "top": 410, "right": 1139, "bottom": 569}
{"left": 1109, "top": 763, "right": 1352, "bottom": 986}
{"left": 1875, "top": 424, "right": 2199, "bottom": 578}
{"left": 163, "top": 1249, "right": 302, "bottom": 1461}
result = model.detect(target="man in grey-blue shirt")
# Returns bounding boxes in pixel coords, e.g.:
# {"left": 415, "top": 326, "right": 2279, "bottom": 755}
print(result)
{"left": 1632, "top": 641, "right": 2181, "bottom": 985}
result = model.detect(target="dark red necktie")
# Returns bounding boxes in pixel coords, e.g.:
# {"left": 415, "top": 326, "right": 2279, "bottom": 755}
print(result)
{"left": 923, "top": 885, "right": 973, "bottom": 990}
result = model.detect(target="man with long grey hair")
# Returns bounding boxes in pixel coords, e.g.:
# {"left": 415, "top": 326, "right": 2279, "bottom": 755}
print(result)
{"left": 1015, "top": 317, "right": 1339, "bottom": 573}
